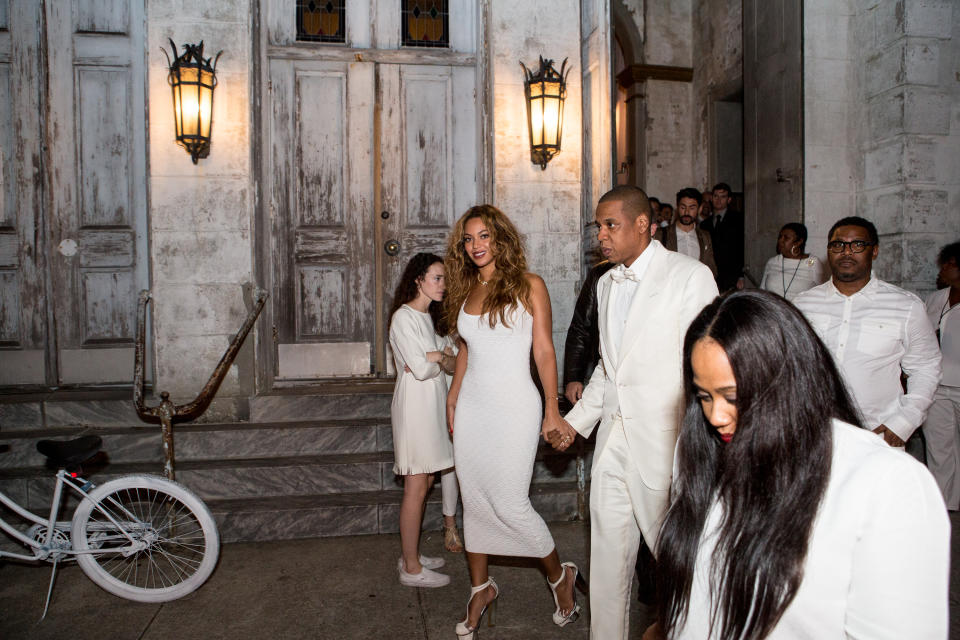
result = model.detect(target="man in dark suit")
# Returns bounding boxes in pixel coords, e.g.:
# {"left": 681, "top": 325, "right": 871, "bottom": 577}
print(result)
{"left": 659, "top": 187, "right": 718, "bottom": 279}
{"left": 699, "top": 182, "right": 743, "bottom": 291}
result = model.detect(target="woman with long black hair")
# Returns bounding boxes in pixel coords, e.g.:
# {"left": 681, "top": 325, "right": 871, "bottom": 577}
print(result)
{"left": 388, "top": 252, "right": 461, "bottom": 588}
{"left": 649, "top": 290, "right": 949, "bottom": 639}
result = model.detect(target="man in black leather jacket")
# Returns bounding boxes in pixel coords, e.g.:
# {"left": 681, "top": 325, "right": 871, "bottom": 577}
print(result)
{"left": 562, "top": 260, "right": 615, "bottom": 405}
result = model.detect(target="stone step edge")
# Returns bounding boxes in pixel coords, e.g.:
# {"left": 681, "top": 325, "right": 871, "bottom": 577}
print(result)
{"left": 0, "top": 447, "right": 587, "bottom": 479}
{"left": 205, "top": 481, "right": 585, "bottom": 512}
{"left": 0, "top": 417, "right": 392, "bottom": 441}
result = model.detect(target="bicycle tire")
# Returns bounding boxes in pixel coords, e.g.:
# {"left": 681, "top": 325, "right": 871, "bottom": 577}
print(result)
{"left": 70, "top": 474, "right": 219, "bottom": 603}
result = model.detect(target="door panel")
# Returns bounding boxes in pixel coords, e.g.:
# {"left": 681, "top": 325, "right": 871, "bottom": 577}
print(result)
{"left": 262, "top": 1, "right": 478, "bottom": 382}
{"left": 0, "top": 2, "right": 46, "bottom": 385}
{"left": 744, "top": 0, "right": 803, "bottom": 282}
{"left": 269, "top": 60, "right": 376, "bottom": 378}
{"left": 44, "top": 0, "right": 147, "bottom": 385}
{"left": 378, "top": 63, "right": 477, "bottom": 373}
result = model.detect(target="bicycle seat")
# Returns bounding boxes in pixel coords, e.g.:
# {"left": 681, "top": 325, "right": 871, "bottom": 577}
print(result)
{"left": 36, "top": 436, "right": 103, "bottom": 467}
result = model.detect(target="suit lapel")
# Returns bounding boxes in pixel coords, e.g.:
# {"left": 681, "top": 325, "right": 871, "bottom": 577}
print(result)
{"left": 597, "top": 272, "right": 616, "bottom": 372}
{"left": 617, "top": 244, "right": 665, "bottom": 365}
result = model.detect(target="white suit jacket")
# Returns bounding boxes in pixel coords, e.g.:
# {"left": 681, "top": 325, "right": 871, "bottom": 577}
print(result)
{"left": 565, "top": 241, "right": 719, "bottom": 490}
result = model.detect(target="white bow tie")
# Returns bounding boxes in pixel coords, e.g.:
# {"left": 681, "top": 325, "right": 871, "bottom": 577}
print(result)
{"left": 610, "top": 266, "right": 639, "bottom": 283}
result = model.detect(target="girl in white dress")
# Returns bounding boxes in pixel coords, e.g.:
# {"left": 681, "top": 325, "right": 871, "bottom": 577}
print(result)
{"left": 760, "top": 223, "right": 824, "bottom": 301}
{"left": 389, "top": 253, "right": 460, "bottom": 588}
{"left": 443, "top": 205, "right": 582, "bottom": 638}
{"left": 645, "top": 290, "right": 948, "bottom": 640}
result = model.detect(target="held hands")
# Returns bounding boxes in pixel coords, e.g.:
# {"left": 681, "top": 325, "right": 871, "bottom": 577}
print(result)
{"left": 872, "top": 424, "right": 905, "bottom": 448}
{"left": 542, "top": 414, "right": 578, "bottom": 452}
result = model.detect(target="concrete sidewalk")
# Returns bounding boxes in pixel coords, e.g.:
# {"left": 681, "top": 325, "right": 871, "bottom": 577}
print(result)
{"left": 2, "top": 515, "right": 959, "bottom": 639}
{"left": 0, "top": 521, "right": 654, "bottom": 639}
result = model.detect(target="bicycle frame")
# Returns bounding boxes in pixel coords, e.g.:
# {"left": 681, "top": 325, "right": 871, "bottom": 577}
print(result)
{"left": 0, "top": 469, "right": 142, "bottom": 562}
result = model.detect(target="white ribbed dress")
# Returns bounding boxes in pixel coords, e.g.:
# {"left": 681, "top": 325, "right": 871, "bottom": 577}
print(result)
{"left": 389, "top": 305, "right": 454, "bottom": 476}
{"left": 453, "top": 304, "right": 555, "bottom": 557}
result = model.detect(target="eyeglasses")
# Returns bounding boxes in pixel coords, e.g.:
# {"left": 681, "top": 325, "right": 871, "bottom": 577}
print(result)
{"left": 827, "top": 240, "right": 875, "bottom": 254}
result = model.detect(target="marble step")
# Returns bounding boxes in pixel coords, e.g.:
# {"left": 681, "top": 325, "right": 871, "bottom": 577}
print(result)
{"left": 0, "top": 389, "right": 247, "bottom": 430}
{"left": 0, "top": 445, "right": 588, "bottom": 510}
{"left": 249, "top": 385, "right": 394, "bottom": 423}
{"left": 0, "top": 418, "right": 394, "bottom": 469}
{"left": 208, "top": 482, "right": 584, "bottom": 543}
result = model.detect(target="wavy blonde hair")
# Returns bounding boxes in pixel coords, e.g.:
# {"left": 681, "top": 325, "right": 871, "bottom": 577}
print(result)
{"left": 444, "top": 205, "right": 532, "bottom": 331}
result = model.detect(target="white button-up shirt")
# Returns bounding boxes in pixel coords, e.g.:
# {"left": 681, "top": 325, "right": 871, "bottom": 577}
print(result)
{"left": 794, "top": 276, "right": 942, "bottom": 441}
{"left": 607, "top": 243, "right": 655, "bottom": 361}
{"left": 675, "top": 226, "right": 700, "bottom": 260}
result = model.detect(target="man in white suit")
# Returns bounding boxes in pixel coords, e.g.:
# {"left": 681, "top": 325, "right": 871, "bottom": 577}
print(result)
{"left": 548, "top": 185, "right": 718, "bottom": 639}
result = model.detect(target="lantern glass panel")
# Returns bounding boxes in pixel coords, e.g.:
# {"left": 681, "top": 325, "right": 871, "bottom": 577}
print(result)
{"left": 542, "top": 95, "right": 561, "bottom": 147}
{"left": 529, "top": 97, "right": 544, "bottom": 146}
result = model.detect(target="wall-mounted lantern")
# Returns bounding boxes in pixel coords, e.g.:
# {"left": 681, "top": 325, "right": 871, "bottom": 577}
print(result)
{"left": 520, "top": 56, "right": 570, "bottom": 170}
{"left": 162, "top": 39, "right": 222, "bottom": 164}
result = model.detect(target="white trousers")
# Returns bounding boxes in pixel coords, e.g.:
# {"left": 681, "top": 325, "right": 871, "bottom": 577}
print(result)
{"left": 589, "top": 419, "right": 669, "bottom": 640}
{"left": 922, "top": 385, "right": 960, "bottom": 510}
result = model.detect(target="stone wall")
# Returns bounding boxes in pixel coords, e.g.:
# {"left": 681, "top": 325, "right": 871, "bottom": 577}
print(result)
{"left": 805, "top": 0, "right": 959, "bottom": 294}
{"left": 489, "top": 0, "right": 584, "bottom": 371}
{"left": 854, "top": 0, "right": 959, "bottom": 294}
{"left": 638, "top": 0, "right": 695, "bottom": 203}
{"left": 691, "top": 0, "right": 742, "bottom": 190}
{"left": 146, "top": 1, "right": 255, "bottom": 415}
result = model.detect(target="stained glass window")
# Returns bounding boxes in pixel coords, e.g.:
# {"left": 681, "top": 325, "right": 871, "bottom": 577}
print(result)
{"left": 296, "top": 0, "right": 346, "bottom": 43}
{"left": 401, "top": 0, "right": 449, "bottom": 48}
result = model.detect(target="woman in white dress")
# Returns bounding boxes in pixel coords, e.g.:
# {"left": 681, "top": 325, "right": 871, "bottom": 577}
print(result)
{"left": 443, "top": 205, "right": 582, "bottom": 638}
{"left": 389, "top": 253, "right": 461, "bottom": 588}
{"left": 644, "top": 290, "right": 949, "bottom": 640}
{"left": 760, "top": 223, "right": 824, "bottom": 301}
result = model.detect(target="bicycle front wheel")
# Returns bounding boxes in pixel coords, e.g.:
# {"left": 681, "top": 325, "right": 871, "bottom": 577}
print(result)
{"left": 71, "top": 474, "right": 220, "bottom": 603}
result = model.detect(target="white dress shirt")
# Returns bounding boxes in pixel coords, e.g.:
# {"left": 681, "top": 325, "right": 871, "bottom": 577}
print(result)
{"left": 926, "top": 287, "right": 960, "bottom": 387}
{"left": 675, "top": 226, "right": 700, "bottom": 260}
{"left": 794, "top": 277, "right": 942, "bottom": 441}
{"left": 675, "top": 420, "right": 949, "bottom": 639}
{"left": 606, "top": 246, "right": 655, "bottom": 361}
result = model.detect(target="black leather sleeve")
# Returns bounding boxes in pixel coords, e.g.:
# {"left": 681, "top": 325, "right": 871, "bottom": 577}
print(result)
{"left": 562, "top": 261, "right": 614, "bottom": 386}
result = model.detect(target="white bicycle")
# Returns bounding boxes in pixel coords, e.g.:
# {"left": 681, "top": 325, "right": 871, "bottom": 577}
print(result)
{"left": 0, "top": 435, "right": 219, "bottom": 616}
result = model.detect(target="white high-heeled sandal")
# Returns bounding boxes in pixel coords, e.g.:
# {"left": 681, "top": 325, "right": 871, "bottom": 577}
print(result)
{"left": 548, "top": 562, "right": 582, "bottom": 627}
{"left": 454, "top": 577, "right": 498, "bottom": 639}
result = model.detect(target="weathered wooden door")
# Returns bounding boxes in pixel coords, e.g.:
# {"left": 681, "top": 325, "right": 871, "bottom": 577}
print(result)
{"left": 743, "top": 0, "right": 803, "bottom": 282}
{"left": 261, "top": 1, "right": 479, "bottom": 383}
{"left": 0, "top": 0, "right": 148, "bottom": 387}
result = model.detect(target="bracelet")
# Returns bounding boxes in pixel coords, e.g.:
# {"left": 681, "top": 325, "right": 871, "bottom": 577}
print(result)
{"left": 545, "top": 395, "right": 559, "bottom": 400}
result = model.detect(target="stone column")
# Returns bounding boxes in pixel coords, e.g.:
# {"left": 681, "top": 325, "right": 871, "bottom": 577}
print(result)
{"left": 489, "top": 0, "right": 583, "bottom": 370}
{"left": 856, "top": 0, "right": 959, "bottom": 293}
{"left": 146, "top": 1, "right": 255, "bottom": 418}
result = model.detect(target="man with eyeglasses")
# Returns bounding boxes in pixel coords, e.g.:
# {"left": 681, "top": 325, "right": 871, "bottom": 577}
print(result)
{"left": 795, "top": 217, "right": 941, "bottom": 451}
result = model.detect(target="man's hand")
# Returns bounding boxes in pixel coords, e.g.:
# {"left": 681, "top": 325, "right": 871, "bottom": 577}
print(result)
{"left": 564, "top": 382, "right": 584, "bottom": 405}
{"left": 543, "top": 415, "right": 578, "bottom": 451}
{"left": 873, "top": 424, "right": 905, "bottom": 447}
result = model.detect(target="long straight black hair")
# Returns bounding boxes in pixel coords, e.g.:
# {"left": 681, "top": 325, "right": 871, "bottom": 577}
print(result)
{"left": 656, "top": 290, "right": 862, "bottom": 639}
{"left": 389, "top": 252, "right": 448, "bottom": 336}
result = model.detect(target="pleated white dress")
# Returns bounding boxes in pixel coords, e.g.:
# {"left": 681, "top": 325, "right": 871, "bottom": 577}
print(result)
{"left": 453, "top": 304, "right": 555, "bottom": 557}
{"left": 389, "top": 305, "right": 454, "bottom": 476}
